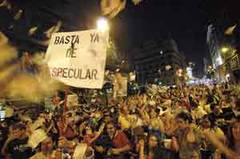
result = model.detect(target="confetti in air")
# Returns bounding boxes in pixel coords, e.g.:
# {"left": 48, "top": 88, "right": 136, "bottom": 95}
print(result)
{"left": 14, "top": 9, "right": 23, "bottom": 20}
{"left": 44, "top": 21, "right": 62, "bottom": 38}
{"left": 0, "top": 32, "right": 64, "bottom": 102}
{"left": 100, "top": 0, "right": 144, "bottom": 18}
{"left": 0, "top": 32, "right": 17, "bottom": 68}
{"left": 132, "top": 0, "right": 142, "bottom": 5}
{"left": 225, "top": 24, "right": 237, "bottom": 35}
{"left": 0, "top": 0, "right": 11, "bottom": 9}
{"left": 100, "top": 0, "right": 126, "bottom": 19}
{"left": 28, "top": 26, "right": 38, "bottom": 36}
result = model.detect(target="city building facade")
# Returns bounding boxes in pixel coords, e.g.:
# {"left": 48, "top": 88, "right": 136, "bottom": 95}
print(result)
{"left": 132, "top": 39, "right": 186, "bottom": 85}
{"left": 207, "top": 24, "right": 240, "bottom": 82}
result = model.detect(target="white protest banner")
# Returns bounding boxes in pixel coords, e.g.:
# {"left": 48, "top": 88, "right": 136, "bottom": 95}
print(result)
{"left": 119, "top": 76, "right": 128, "bottom": 97}
{"left": 45, "top": 29, "right": 109, "bottom": 89}
{"left": 113, "top": 73, "right": 128, "bottom": 97}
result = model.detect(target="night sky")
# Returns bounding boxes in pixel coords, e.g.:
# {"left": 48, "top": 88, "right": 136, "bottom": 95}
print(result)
{"left": 111, "top": 0, "right": 208, "bottom": 70}
{"left": 1, "top": 0, "right": 239, "bottom": 74}
{"left": 108, "top": 0, "right": 239, "bottom": 73}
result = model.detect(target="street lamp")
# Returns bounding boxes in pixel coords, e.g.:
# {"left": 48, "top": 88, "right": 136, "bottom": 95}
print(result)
{"left": 221, "top": 47, "right": 230, "bottom": 53}
{"left": 97, "top": 17, "right": 109, "bottom": 32}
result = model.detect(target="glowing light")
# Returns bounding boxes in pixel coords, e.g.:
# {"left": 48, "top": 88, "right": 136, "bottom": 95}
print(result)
{"left": 221, "top": 47, "right": 229, "bottom": 53}
{"left": 97, "top": 17, "right": 109, "bottom": 32}
{"left": 186, "top": 67, "right": 193, "bottom": 79}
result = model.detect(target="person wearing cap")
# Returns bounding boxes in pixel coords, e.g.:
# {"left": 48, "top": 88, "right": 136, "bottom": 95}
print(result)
{"left": 1, "top": 123, "right": 35, "bottom": 159}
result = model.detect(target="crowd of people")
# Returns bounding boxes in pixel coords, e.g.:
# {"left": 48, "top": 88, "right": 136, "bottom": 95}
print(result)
{"left": 0, "top": 83, "right": 240, "bottom": 159}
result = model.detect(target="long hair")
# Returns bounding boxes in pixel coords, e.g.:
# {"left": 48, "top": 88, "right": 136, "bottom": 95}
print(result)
{"left": 226, "top": 117, "right": 240, "bottom": 150}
